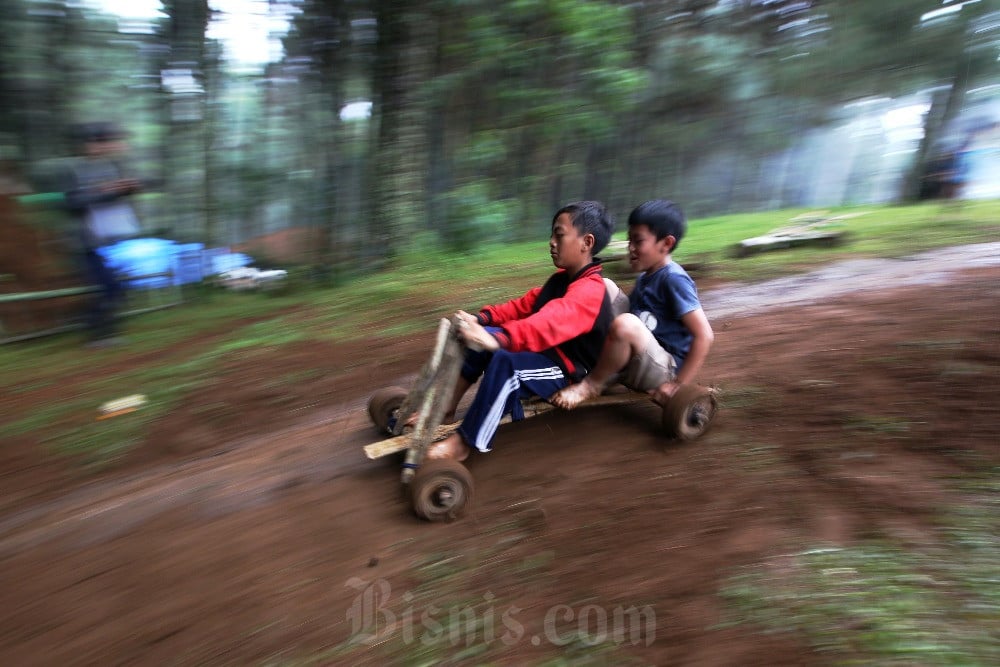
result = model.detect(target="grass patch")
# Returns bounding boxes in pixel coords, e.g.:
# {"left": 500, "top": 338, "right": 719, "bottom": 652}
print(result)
{"left": 939, "top": 361, "right": 994, "bottom": 377}
{"left": 895, "top": 339, "right": 965, "bottom": 352}
{"left": 716, "top": 385, "right": 769, "bottom": 410}
{"left": 720, "top": 488, "right": 1000, "bottom": 665}
{"left": 735, "top": 443, "right": 783, "bottom": 471}
{"left": 842, "top": 415, "right": 915, "bottom": 438}
{"left": 47, "top": 410, "right": 149, "bottom": 470}
{"left": 0, "top": 317, "right": 305, "bottom": 467}
{"left": 677, "top": 200, "right": 1000, "bottom": 282}
{"left": 210, "top": 318, "right": 306, "bottom": 353}
{"left": 5, "top": 395, "right": 97, "bottom": 437}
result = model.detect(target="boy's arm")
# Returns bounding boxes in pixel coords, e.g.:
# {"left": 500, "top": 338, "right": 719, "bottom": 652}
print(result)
{"left": 477, "top": 286, "right": 542, "bottom": 326}
{"left": 650, "top": 307, "right": 714, "bottom": 403}
{"left": 497, "top": 274, "right": 606, "bottom": 352}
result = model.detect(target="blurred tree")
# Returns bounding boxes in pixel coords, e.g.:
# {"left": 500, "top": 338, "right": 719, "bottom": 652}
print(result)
{"left": 630, "top": 0, "right": 999, "bottom": 209}
{"left": 370, "top": 0, "right": 423, "bottom": 258}
{"left": 593, "top": 0, "right": 800, "bottom": 215}
{"left": 0, "top": 0, "right": 28, "bottom": 163}
{"left": 8, "top": 0, "right": 88, "bottom": 163}
{"left": 416, "top": 0, "right": 645, "bottom": 245}
{"left": 156, "top": 0, "right": 213, "bottom": 241}
{"left": 283, "top": 0, "right": 366, "bottom": 273}
{"left": 897, "top": 7, "right": 1000, "bottom": 200}
{"left": 623, "top": 2, "right": 752, "bottom": 214}
{"left": 4, "top": 0, "right": 998, "bottom": 262}
{"left": 0, "top": 0, "right": 155, "bottom": 185}
{"left": 734, "top": 0, "right": 998, "bottom": 201}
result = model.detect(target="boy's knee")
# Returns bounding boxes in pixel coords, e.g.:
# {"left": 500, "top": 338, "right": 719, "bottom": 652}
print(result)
{"left": 609, "top": 313, "right": 644, "bottom": 340}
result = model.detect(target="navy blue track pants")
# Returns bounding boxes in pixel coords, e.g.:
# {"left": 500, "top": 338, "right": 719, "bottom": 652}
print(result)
{"left": 457, "top": 343, "right": 568, "bottom": 453}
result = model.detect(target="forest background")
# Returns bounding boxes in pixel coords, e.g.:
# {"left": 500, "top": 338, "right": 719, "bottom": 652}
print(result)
{"left": 1, "top": 0, "right": 998, "bottom": 277}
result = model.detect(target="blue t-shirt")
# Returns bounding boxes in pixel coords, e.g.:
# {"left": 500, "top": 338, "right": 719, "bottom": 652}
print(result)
{"left": 629, "top": 262, "right": 701, "bottom": 367}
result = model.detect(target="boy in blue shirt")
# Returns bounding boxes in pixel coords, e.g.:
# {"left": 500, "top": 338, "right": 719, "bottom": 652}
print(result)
{"left": 552, "top": 199, "right": 713, "bottom": 409}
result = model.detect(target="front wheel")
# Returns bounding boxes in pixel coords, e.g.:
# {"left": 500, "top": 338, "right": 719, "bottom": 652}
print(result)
{"left": 410, "top": 459, "right": 474, "bottom": 522}
{"left": 662, "top": 385, "right": 717, "bottom": 440}
{"left": 368, "top": 386, "right": 409, "bottom": 434}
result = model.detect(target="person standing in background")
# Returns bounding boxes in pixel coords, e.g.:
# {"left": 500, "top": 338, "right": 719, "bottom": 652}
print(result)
{"left": 64, "top": 122, "right": 143, "bottom": 348}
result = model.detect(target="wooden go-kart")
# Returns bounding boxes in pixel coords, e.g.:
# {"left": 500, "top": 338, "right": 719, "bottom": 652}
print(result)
{"left": 364, "top": 315, "right": 717, "bottom": 522}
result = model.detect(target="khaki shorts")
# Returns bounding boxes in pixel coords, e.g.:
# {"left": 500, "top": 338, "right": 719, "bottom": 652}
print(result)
{"left": 620, "top": 327, "right": 677, "bottom": 392}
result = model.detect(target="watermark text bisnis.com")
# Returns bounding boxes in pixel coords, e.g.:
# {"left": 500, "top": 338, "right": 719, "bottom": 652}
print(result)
{"left": 346, "top": 578, "right": 656, "bottom": 648}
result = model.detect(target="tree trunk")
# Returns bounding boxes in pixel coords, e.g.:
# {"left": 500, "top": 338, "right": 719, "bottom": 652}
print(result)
{"left": 159, "top": 0, "right": 211, "bottom": 240}
{"left": 369, "top": 0, "right": 427, "bottom": 260}
{"left": 901, "top": 56, "right": 970, "bottom": 202}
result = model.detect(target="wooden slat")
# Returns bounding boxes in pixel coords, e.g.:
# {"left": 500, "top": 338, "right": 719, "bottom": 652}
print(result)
{"left": 363, "top": 391, "right": 651, "bottom": 459}
{"left": 0, "top": 273, "right": 182, "bottom": 344}
{"left": 0, "top": 272, "right": 175, "bottom": 304}
{"left": 0, "top": 285, "right": 100, "bottom": 302}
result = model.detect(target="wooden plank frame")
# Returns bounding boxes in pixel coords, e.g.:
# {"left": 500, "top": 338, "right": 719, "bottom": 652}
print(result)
{"left": 364, "top": 391, "right": 653, "bottom": 461}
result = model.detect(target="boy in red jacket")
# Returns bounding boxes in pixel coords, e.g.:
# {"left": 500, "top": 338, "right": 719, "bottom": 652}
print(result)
{"left": 426, "top": 201, "right": 616, "bottom": 461}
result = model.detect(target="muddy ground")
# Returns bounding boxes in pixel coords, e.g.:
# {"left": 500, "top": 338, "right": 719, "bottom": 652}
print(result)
{"left": 1, "top": 250, "right": 998, "bottom": 665}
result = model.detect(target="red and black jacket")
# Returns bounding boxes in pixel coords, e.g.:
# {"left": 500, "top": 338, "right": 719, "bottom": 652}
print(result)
{"left": 476, "top": 261, "right": 614, "bottom": 381}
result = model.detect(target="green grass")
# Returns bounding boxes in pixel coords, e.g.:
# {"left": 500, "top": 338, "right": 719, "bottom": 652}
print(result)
{"left": 676, "top": 200, "right": 1000, "bottom": 282}
{"left": 2, "top": 200, "right": 999, "bottom": 470}
{"left": 715, "top": 385, "right": 770, "bottom": 410}
{"left": 842, "top": 415, "right": 915, "bottom": 438}
{"left": 719, "top": 492, "right": 1000, "bottom": 665}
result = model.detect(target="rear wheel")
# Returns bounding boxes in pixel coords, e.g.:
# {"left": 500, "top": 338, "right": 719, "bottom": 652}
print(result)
{"left": 410, "top": 459, "right": 474, "bottom": 522}
{"left": 662, "top": 385, "right": 717, "bottom": 440}
{"left": 368, "top": 386, "right": 409, "bottom": 434}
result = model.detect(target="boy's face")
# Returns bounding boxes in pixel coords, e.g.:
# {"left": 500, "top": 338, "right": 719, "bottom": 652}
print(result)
{"left": 549, "top": 213, "right": 594, "bottom": 273}
{"left": 86, "top": 138, "right": 127, "bottom": 158}
{"left": 628, "top": 224, "right": 674, "bottom": 274}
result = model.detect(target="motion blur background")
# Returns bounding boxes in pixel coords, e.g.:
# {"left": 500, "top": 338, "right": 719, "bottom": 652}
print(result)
{"left": 2, "top": 0, "right": 999, "bottom": 271}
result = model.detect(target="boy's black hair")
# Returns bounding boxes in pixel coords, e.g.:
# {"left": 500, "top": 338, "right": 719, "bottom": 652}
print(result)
{"left": 72, "top": 121, "right": 127, "bottom": 146}
{"left": 628, "top": 199, "right": 686, "bottom": 251}
{"left": 553, "top": 200, "right": 615, "bottom": 256}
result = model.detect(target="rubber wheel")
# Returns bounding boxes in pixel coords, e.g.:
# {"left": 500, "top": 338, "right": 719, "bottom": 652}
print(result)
{"left": 368, "top": 386, "right": 409, "bottom": 434}
{"left": 662, "top": 385, "right": 717, "bottom": 440}
{"left": 410, "top": 459, "right": 474, "bottom": 522}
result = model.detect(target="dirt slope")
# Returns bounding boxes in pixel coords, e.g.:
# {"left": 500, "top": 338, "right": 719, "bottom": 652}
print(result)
{"left": 1, "top": 250, "right": 998, "bottom": 665}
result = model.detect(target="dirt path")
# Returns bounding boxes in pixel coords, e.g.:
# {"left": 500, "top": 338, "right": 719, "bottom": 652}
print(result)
{"left": 1, "top": 245, "right": 997, "bottom": 665}
{"left": 703, "top": 241, "right": 1000, "bottom": 318}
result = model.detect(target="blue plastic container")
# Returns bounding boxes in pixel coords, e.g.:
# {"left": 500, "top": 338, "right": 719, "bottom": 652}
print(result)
{"left": 99, "top": 238, "right": 176, "bottom": 289}
{"left": 171, "top": 243, "right": 206, "bottom": 286}
{"left": 211, "top": 252, "right": 253, "bottom": 274}
{"left": 97, "top": 240, "right": 254, "bottom": 289}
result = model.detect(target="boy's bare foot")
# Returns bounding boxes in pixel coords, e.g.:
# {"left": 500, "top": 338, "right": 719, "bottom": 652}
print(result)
{"left": 551, "top": 379, "right": 601, "bottom": 410}
{"left": 425, "top": 433, "right": 469, "bottom": 461}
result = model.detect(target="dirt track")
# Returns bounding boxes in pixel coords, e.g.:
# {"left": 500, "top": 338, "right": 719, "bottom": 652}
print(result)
{"left": 1, "top": 246, "right": 998, "bottom": 665}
